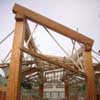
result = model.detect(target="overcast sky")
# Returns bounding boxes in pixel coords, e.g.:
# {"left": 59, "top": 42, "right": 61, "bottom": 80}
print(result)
{"left": 0, "top": 0, "right": 100, "bottom": 75}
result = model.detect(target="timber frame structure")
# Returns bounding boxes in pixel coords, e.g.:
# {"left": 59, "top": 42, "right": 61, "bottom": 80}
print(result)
{"left": 0, "top": 3, "right": 97, "bottom": 100}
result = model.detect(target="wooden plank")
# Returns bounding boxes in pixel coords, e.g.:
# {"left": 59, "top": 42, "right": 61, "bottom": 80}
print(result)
{"left": 21, "top": 47, "right": 86, "bottom": 78}
{"left": 21, "top": 47, "right": 78, "bottom": 72}
{"left": 13, "top": 4, "right": 94, "bottom": 51}
{"left": 83, "top": 51, "right": 96, "bottom": 100}
{"left": 7, "top": 14, "right": 25, "bottom": 100}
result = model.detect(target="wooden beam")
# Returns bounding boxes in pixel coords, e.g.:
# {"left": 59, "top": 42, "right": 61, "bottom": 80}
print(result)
{"left": 7, "top": 14, "right": 25, "bottom": 100}
{"left": 39, "top": 83, "right": 44, "bottom": 100}
{"left": 21, "top": 47, "right": 86, "bottom": 78}
{"left": 83, "top": 51, "right": 97, "bottom": 100}
{"left": 22, "top": 60, "right": 35, "bottom": 65}
{"left": 22, "top": 67, "right": 37, "bottom": 76}
{"left": 13, "top": 4, "right": 94, "bottom": 51}
{"left": 25, "top": 73, "right": 38, "bottom": 80}
{"left": 0, "top": 63, "right": 9, "bottom": 68}
{"left": 95, "top": 73, "right": 100, "bottom": 78}
{"left": 21, "top": 47, "right": 78, "bottom": 72}
{"left": 65, "top": 81, "right": 70, "bottom": 100}
{"left": 0, "top": 60, "right": 35, "bottom": 68}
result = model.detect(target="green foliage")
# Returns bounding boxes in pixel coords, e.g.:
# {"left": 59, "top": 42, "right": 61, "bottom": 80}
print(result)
{"left": 21, "top": 80, "right": 32, "bottom": 89}
{"left": 70, "top": 83, "right": 86, "bottom": 95}
{"left": 80, "top": 84, "right": 86, "bottom": 92}
{"left": 34, "top": 78, "right": 43, "bottom": 87}
{"left": 98, "top": 63, "right": 100, "bottom": 67}
{"left": 0, "top": 77, "right": 7, "bottom": 86}
{"left": 96, "top": 77, "right": 100, "bottom": 88}
{"left": 21, "top": 68, "right": 44, "bottom": 99}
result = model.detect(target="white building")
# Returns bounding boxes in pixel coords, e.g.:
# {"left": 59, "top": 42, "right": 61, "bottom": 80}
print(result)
{"left": 44, "top": 81, "right": 65, "bottom": 100}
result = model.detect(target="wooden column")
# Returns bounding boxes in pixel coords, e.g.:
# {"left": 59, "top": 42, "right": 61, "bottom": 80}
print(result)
{"left": 39, "top": 84, "right": 44, "bottom": 100}
{"left": 83, "top": 51, "right": 97, "bottom": 100}
{"left": 38, "top": 68, "right": 44, "bottom": 100}
{"left": 7, "top": 14, "right": 25, "bottom": 100}
{"left": 65, "top": 81, "right": 70, "bottom": 100}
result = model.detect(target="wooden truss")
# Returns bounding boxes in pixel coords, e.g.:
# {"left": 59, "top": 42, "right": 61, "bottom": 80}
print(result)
{"left": 6, "top": 4, "right": 96, "bottom": 100}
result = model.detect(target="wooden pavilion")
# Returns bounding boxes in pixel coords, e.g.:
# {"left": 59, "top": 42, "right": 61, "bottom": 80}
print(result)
{"left": 0, "top": 3, "right": 99, "bottom": 100}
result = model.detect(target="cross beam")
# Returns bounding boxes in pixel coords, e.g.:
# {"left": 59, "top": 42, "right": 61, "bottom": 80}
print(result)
{"left": 6, "top": 4, "right": 96, "bottom": 100}
{"left": 21, "top": 47, "right": 85, "bottom": 78}
{"left": 13, "top": 4, "right": 94, "bottom": 51}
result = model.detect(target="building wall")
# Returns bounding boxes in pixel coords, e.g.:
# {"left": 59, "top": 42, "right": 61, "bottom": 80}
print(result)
{"left": 44, "top": 82, "right": 65, "bottom": 100}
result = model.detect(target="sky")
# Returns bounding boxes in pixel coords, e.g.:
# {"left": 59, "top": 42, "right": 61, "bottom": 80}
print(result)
{"left": 0, "top": 0, "right": 100, "bottom": 75}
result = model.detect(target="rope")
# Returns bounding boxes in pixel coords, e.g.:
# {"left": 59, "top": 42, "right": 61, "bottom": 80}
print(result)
{"left": 71, "top": 39, "right": 84, "bottom": 69}
{"left": 92, "top": 49, "right": 100, "bottom": 64}
{"left": 2, "top": 50, "right": 11, "bottom": 63}
{"left": 93, "top": 56, "right": 100, "bottom": 63}
{"left": 26, "top": 24, "right": 38, "bottom": 46}
{"left": 43, "top": 26, "right": 80, "bottom": 69}
{"left": 0, "top": 30, "right": 14, "bottom": 45}
{"left": 71, "top": 27, "right": 84, "bottom": 70}
{"left": 71, "top": 40, "right": 76, "bottom": 56}
{"left": 43, "top": 26, "right": 69, "bottom": 56}
{"left": 75, "top": 47, "right": 84, "bottom": 70}
{"left": 25, "top": 24, "right": 38, "bottom": 61}
{"left": 92, "top": 49, "right": 100, "bottom": 56}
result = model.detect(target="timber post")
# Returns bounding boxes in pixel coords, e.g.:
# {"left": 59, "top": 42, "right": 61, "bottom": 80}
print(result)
{"left": 65, "top": 80, "right": 70, "bottom": 100}
{"left": 5, "top": 4, "right": 97, "bottom": 100}
{"left": 83, "top": 50, "right": 97, "bottom": 100}
{"left": 39, "top": 83, "right": 44, "bottom": 100}
{"left": 38, "top": 67, "right": 44, "bottom": 100}
{"left": 7, "top": 14, "right": 26, "bottom": 100}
